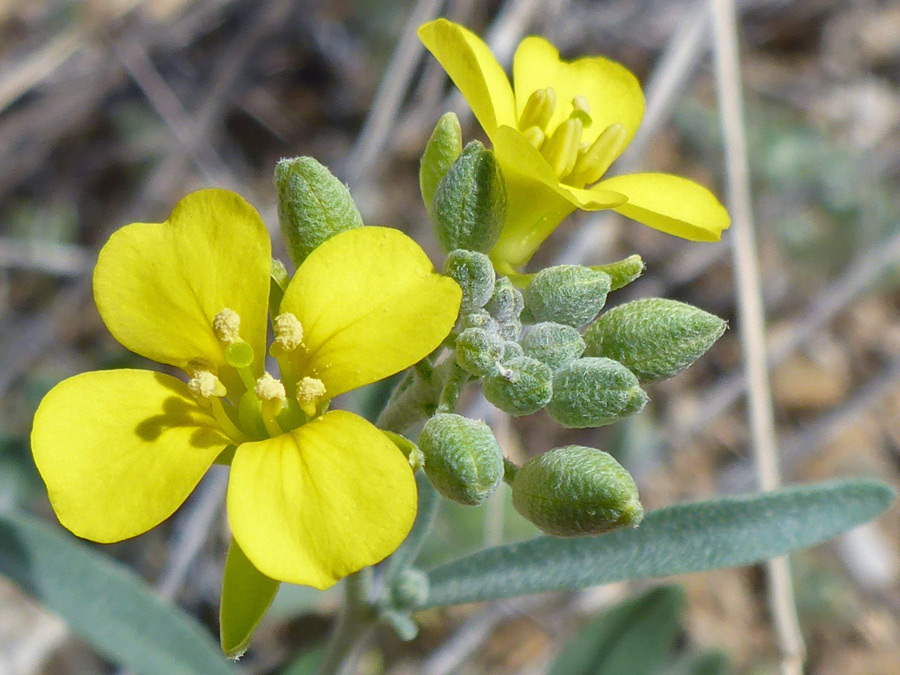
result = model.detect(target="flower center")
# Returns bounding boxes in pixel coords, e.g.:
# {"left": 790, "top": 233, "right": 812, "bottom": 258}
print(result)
{"left": 517, "top": 88, "right": 627, "bottom": 189}
{"left": 185, "top": 308, "right": 328, "bottom": 442}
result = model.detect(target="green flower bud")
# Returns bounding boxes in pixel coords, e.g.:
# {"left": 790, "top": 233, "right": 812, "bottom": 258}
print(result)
{"left": 382, "top": 610, "right": 419, "bottom": 641}
{"left": 458, "top": 309, "right": 496, "bottom": 332}
{"left": 522, "top": 322, "right": 585, "bottom": 370}
{"left": 583, "top": 298, "right": 727, "bottom": 382}
{"left": 512, "top": 445, "right": 643, "bottom": 537}
{"left": 455, "top": 327, "right": 503, "bottom": 377}
{"left": 482, "top": 356, "right": 552, "bottom": 416}
{"left": 419, "top": 413, "right": 504, "bottom": 505}
{"left": 485, "top": 277, "right": 524, "bottom": 323}
{"left": 275, "top": 157, "right": 364, "bottom": 267}
{"left": 500, "top": 340, "right": 524, "bottom": 363}
{"left": 547, "top": 357, "right": 648, "bottom": 428}
{"left": 591, "top": 254, "right": 644, "bottom": 291}
{"left": 432, "top": 141, "right": 506, "bottom": 253}
{"left": 444, "top": 249, "right": 495, "bottom": 311}
{"left": 498, "top": 318, "right": 522, "bottom": 341}
{"left": 420, "top": 112, "right": 462, "bottom": 214}
{"left": 524, "top": 265, "right": 611, "bottom": 328}
{"left": 389, "top": 568, "right": 430, "bottom": 610}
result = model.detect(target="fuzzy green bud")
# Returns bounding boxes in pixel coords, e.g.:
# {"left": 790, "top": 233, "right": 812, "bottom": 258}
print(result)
{"left": 459, "top": 309, "right": 497, "bottom": 332}
{"left": 275, "top": 157, "right": 364, "bottom": 266}
{"left": 482, "top": 356, "right": 552, "bottom": 416}
{"left": 524, "top": 265, "right": 611, "bottom": 328}
{"left": 500, "top": 340, "right": 524, "bottom": 363}
{"left": 522, "top": 322, "right": 586, "bottom": 370}
{"left": 389, "top": 568, "right": 430, "bottom": 610}
{"left": 498, "top": 319, "right": 522, "bottom": 341}
{"left": 583, "top": 298, "right": 727, "bottom": 382}
{"left": 444, "top": 249, "right": 495, "bottom": 311}
{"left": 547, "top": 357, "right": 648, "bottom": 428}
{"left": 455, "top": 327, "right": 503, "bottom": 377}
{"left": 485, "top": 277, "right": 524, "bottom": 323}
{"left": 432, "top": 141, "right": 506, "bottom": 253}
{"left": 420, "top": 112, "right": 462, "bottom": 214}
{"left": 592, "top": 254, "right": 644, "bottom": 291}
{"left": 512, "top": 445, "right": 643, "bottom": 537}
{"left": 419, "top": 413, "right": 504, "bottom": 505}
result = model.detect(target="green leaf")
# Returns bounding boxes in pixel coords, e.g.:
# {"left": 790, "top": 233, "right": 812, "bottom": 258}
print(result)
{"left": 280, "top": 646, "right": 324, "bottom": 675}
{"left": 549, "top": 586, "right": 684, "bottom": 675}
{"left": 665, "top": 650, "right": 731, "bottom": 675}
{"left": 421, "top": 479, "right": 894, "bottom": 608}
{"left": 0, "top": 509, "right": 237, "bottom": 675}
{"left": 220, "top": 537, "right": 280, "bottom": 659}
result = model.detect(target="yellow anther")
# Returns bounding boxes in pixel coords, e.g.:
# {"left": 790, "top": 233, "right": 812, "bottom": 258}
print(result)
{"left": 541, "top": 118, "right": 583, "bottom": 178}
{"left": 518, "top": 87, "right": 556, "bottom": 131}
{"left": 522, "top": 125, "right": 545, "bottom": 150}
{"left": 566, "top": 123, "right": 627, "bottom": 187}
{"left": 254, "top": 372, "right": 286, "bottom": 402}
{"left": 274, "top": 312, "right": 304, "bottom": 352}
{"left": 296, "top": 376, "right": 326, "bottom": 417}
{"left": 187, "top": 370, "right": 226, "bottom": 399}
{"left": 297, "top": 376, "right": 326, "bottom": 403}
{"left": 213, "top": 308, "right": 241, "bottom": 345}
{"left": 572, "top": 95, "right": 590, "bottom": 115}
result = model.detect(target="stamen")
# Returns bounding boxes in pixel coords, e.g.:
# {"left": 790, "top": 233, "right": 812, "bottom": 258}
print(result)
{"left": 255, "top": 373, "right": 287, "bottom": 437}
{"left": 296, "top": 376, "right": 326, "bottom": 417}
{"left": 273, "top": 313, "right": 304, "bottom": 352}
{"left": 213, "top": 308, "right": 241, "bottom": 345}
{"left": 209, "top": 398, "right": 249, "bottom": 443}
{"left": 541, "top": 118, "right": 583, "bottom": 178}
{"left": 187, "top": 370, "right": 226, "bottom": 399}
{"left": 255, "top": 372, "right": 286, "bottom": 402}
{"left": 518, "top": 88, "right": 556, "bottom": 131}
{"left": 565, "top": 123, "right": 627, "bottom": 187}
{"left": 521, "top": 125, "right": 545, "bottom": 150}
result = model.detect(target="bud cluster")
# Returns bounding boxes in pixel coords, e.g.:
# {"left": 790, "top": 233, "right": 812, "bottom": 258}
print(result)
{"left": 282, "top": 114, "right": 731, "bottom": 544}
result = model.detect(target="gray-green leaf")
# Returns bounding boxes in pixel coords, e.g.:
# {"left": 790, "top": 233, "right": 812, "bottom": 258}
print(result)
{"left": 419, "top": 479, "right": 893, "bottom": 608}
{"left": 0, "top": 509, "right": 237, "bottom": 675}
{"left": 548, "top": 586, "right": 684, "bottom": 675}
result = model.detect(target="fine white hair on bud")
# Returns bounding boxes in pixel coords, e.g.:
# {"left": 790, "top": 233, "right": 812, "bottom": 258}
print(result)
{"left": 213, "top": 308, "right": 241, "bottom": 345}
{"left": 188, "top": 371, "right": 226, "bottom": 399}
{"left": 296, "top": 376, "right": 326, "bottom": 403}
{"left": 254, "top": 372, "right": 286, "bottom": 402}
{"left": 274, "top": 313, "right": 304, "bottom": 351}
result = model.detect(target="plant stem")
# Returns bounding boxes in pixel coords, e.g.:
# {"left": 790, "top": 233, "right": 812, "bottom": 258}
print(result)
{"left": 317, "top": 568, "right": 374, "bottom": 675}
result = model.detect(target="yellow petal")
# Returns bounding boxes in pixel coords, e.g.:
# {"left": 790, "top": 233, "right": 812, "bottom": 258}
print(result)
{"left": 595, "top": 173, "right": 731, "bottom": 241}
{"left": 227, "top": 410, "right": 417, "bottom": 588}
{"left": 418, "top": 18, "right": 517, "bottom": 137}
{"left": 93, "top": 189, "right": 271, "bottom": 390}
{"left": 491, "top": 126, "right": 625, "bottom": 267}
{"left": 220, "top": 537, "right": 279, "bottom": 659}
{"left": 31, "top": 370, "right": 230, "bottom": 542}
{"left": 280, "top": 227, "right": 460, "bottom": 398}
{"left": 513, "top": 36, "right": 645, "bottom": 149}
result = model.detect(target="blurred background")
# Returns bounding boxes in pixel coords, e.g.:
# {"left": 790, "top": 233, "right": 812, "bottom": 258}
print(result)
{"left": 1, "top": 0, "right": 899, "bottom": 673}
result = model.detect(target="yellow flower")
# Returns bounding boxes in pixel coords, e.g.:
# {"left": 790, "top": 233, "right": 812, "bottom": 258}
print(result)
{"left": 31, "top": 189, "right": 461, "bottom": 590}
{"left": 418, "top": 19, "right": 731, "bottom": 269}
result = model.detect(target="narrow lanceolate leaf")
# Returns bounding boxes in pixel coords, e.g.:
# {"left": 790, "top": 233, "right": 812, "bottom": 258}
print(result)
{"left": 0, "top": 510, "right": 237, "bottom": 675}
{"left": 548, "top": 586, "right": 684, "bottom": 675}
{"left": 420, "top": 479, "right": 894, "bottom": 608}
